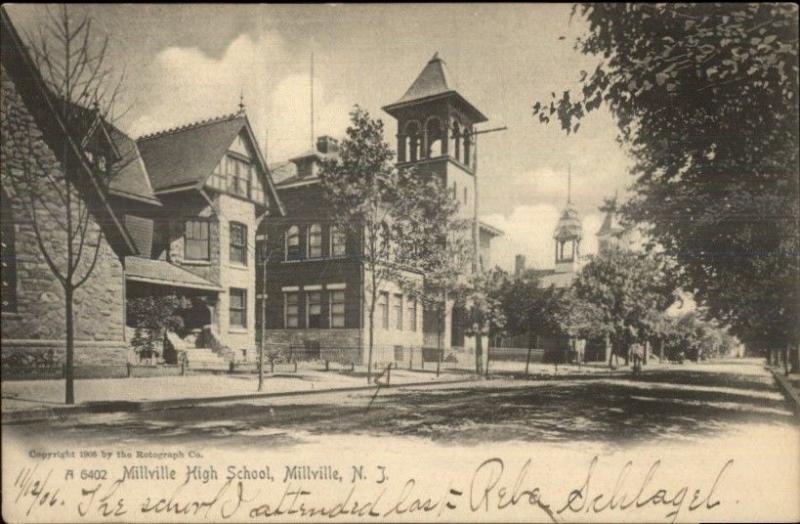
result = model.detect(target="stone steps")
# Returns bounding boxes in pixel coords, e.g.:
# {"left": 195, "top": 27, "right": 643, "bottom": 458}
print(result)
{"left": 184, "top": 348, "right": 229, "bottom": 370}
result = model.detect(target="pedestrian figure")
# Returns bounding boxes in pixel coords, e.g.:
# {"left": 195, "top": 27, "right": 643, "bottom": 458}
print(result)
{"left": 632, "top": 343, "right": 644, "bottom": 376}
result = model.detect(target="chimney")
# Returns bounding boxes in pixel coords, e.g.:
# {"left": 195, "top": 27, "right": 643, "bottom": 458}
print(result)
{"left": 514, "top": 254, "right": 526, "bottom": 278}
{"left": 316, "top": 135, "right": 339, "bottom": 155}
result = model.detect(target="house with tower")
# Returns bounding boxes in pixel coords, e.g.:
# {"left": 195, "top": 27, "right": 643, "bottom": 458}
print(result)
{"left": 256, "top": 53, "right": 503, "bottom": 367}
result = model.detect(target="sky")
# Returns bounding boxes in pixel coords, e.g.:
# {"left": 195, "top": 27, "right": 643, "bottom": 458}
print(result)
{"left": 7, "top": 4, "right": 633, "bottom": 273}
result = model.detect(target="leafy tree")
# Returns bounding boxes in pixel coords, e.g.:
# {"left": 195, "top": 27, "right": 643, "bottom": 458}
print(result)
{"left": 127, "top": 295, "right": 190, "bottom": 363}
{"left": 533, "top": 4, "right": 799, "bottom": 370}
{"left": 2, "top": 5, "right": 128, "bottom": 403}
{"left": 564, "top": 250, "right": 678, "bottom": 368}
{"left": 496, "top": 269, "right": 568, "bottom": 347}
{"left": 461, "top": 268, "right": 507, "bottom": 374}
{"left": 320, "top": 106, "right": 462, "bottom": 382}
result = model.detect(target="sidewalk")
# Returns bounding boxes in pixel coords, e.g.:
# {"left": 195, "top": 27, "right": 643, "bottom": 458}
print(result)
{"left": 769, "top": 366, "right": 800, "bottom": 417}
{"left": 1, "top": 368, "right": 471, "bottom": 421}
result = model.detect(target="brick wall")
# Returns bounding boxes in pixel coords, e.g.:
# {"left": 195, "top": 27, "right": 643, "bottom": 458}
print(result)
{"left": 1, "top": 64, "right": 127, "bottom": 369}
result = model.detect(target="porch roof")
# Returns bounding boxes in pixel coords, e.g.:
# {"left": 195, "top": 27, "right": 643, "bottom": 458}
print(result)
{"left": 125, "top": 257, "right": 223, "bottom": 292}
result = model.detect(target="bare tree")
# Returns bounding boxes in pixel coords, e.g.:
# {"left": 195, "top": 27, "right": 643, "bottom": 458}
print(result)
{"left": 3, "top": 5, "right": 128, "bottom": 404}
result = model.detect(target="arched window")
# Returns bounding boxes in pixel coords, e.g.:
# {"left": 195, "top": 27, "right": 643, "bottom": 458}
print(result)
{"left": 425, "top": 117, "right": 444, "bottom": 158}
{"left": 1, "top": 188, "right": 17, "bottom": 313}
{"left": 308, "top": 223, "right": 322, "bottom": 258}
{"left": 330, "top": 225, "right": 346, "bottom": 257}
{"left": 451, "top": 120, "right": 462, "bottom": 161}
{"left": 285, "top": 225, "right": 300, "bottom": 260}
{"left": 404, "top": 121, "right": 421, "bottom": 162}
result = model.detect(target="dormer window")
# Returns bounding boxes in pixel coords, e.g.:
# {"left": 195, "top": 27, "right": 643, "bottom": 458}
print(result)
{"left": 85, "top": 150, "right": 107, "bottom": 173}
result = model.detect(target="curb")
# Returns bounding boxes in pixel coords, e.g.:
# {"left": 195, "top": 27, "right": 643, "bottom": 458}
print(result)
{"left": 1, "top": 376, "right": 484, "bottom": 424}
{"left": 768, "top": 367, "right": 800, "bottom": 418}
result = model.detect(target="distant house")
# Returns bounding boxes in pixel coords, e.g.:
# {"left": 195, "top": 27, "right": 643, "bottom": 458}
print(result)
{"left": 1, "top": 8, "right": 285, "bottom": 373}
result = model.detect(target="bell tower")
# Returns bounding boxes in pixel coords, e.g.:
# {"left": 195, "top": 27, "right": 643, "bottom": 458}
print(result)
{"left": 553, "top": 169, "right": 583, "bottom": 273}
{"left": 383, "top": 53, "right": 496, "bottom": 353}
{"left": 383, "top": 53, "right": 488, "bottom": 227}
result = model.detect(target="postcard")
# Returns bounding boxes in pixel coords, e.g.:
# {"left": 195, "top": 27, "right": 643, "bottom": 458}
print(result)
{"left": 2, "top": 3, "right": 799, "bottom": 523}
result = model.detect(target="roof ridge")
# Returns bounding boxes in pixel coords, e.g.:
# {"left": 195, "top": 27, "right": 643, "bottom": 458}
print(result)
{"left": 136, "top": 111, "right": 243, "bottom": 141}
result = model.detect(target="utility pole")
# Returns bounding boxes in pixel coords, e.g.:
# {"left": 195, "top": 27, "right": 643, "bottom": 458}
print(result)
{"left": 465, "top": 125, "right": 506, "bottom": 375}
{"left": 258, "top": 128, "right": 270, "bottom": 392}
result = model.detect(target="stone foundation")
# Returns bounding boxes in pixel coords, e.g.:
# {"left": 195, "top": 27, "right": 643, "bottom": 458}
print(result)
{"left": 0, "top": 339, "right": 129, "bottom": 379}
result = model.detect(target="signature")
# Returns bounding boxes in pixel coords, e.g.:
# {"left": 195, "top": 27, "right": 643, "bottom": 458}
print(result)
{"left": 557, "top": 456, "right": 734, "bottom": 523}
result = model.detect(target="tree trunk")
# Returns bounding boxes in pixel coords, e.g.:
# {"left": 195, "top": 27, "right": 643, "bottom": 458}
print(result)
{"left": 790, "top": 344, "right": 799, "bottom": 373}
{"left": 65, "top": 285, "right": 75, "bottom": 405}
{"left": 475, "top": 330, "right": 483, "bottom": 375}
{"left": 607, "top": 334, "right": 614, "bottom": 369}
{"left": 367, "top": 271, "right": 377, "bottom": 384}
{"left": 259, "top": 256, "right": 267, "bottom": 391}
{"left": 525, "top": 330, "right": 533, "bottom": 376}
{"left": 659, "top": 338, "right": 664, "bottom": 362}
{"left": 783, "top": 345, "right": 790, "bottom": 377}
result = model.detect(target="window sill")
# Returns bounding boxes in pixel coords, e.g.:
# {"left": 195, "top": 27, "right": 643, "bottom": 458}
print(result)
{"left": 182, "top": 260, "right": 211, "bottom": 266}
{"left": 281, "top": 256, "right": 351, "bottom": 264}
{"left": 1, "top": 311, "right": 23, "bottom": 320}
{"left": 228, "top": 263, "right": 249, "bottom": 271}
{"left": 228, "top": 327, "right": 249, "bottom": 334}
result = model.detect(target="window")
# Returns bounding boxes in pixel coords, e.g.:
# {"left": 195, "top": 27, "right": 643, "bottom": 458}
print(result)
{"left": 284, "top": 292, "right": 299, "bottom": 328}
{"left": 308, "top": 224, "right": 322, "bottom": 258}
{"left": 230, "top": 222, "right": 247, "bottom": 265}
{"left": 329, "top": 290, "right": 345, "bottom": 328}
{"left": 407, "top": 298, "right": 417, "bottom": 332}
{"left": 393, "top": 293, "right": 403, "bottom": 330}
{"left": 227, "top": 155, "right": 251, "bottom": 198}
{"left": 185, "top": 220, "right": 210, "bottom": 261}
{"left": 230, "top": 288, "right": 247, "bottom": 328}
{"left": 307, "top": 291, "right": 322, "bottom": 328}
{"left": 378, "top": 291, "right": 389, "bottom": 330}
{"left": 1, "top": 189, "right": 17, "bottom": 313}
{"left": 285, "top": 225, "right": 300, "bottom": 260}
{"left": 331, "top": 226, "right": 346, "bottom": 257}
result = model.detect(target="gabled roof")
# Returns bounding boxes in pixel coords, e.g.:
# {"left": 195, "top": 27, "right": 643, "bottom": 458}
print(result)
{"left": 136, "top": 112, "right": 285, "bottom": 215}
{"left": 107, "top": 126, "right": 161, "bottom": 206}
{"left": 383, "top": 53, "right": 487, "bottom": 123}
{"left": 136, "top": 113, "right": 247, "bottom": 192}
{"left": 0, "top": 7, "right": 137, "bottom": 258}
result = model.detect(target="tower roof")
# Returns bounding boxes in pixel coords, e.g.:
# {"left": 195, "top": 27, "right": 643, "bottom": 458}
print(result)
{"left": 382, "top": 53, "right": 487, "bottom": 122}
{"left": 554, "top": 204, "right": 582, "bottom": 240}
{"left": 596, "top": 196, "right": 626, "bottom": 237}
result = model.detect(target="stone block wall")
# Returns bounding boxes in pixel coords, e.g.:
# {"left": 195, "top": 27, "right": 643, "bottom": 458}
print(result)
{"left": 1, "top": 64, "right": 127, "bottom": 372}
